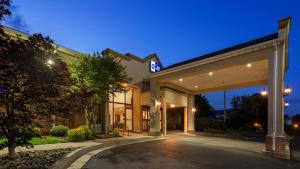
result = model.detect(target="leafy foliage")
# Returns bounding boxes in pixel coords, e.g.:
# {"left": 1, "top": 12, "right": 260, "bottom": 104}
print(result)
{"left": 50, "top": 125, "right": 70, "bottom": 137}
{"left": 194, "top": 94, "right": 214, "bottom": 118}
{"left": 67, "top": 127, "right": 86, "bottom": 142}
{"left": 68, "top": 53, "right": 130, "bottom": 134}
{"left": 0, "top": 0, "right": 73, "bottom": 156}
{"left": 229, "top": 93, "right": 268, "bottom": 131}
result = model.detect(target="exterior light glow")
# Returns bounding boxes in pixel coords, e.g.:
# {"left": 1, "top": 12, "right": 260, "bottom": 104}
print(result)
{"left": 284, "top": 101, "right": 290, "bottom": 107}
{"left": 284, "top": 86, "right": 292, "bottom": 96}
{"left": 246, "top": 63, "right": 252, "bottom": 68}
{"left": 179, "top": 78, "right": 183, "bottom": 82}
{"left": 156, "top": 100, "right": 161, "bottom": 106}
{"left": 294, "top": 123, "right": 299, "bottom": 129}
{"left": 254, "top": 122, "right": 259, "bottom": 127}
{"left": 47, "top": 59, "right": 54, "bottom": 66}
{"left": 260, "top": 89, "right": 268, "bottom": 96}
{"left": 122, "top": 83, "right": 128, "bottom": 88}
{"left": 170, "top": 104, "right": 175, "bottom": 108}
{"left": 209, "top": 72, "right": 213, "bottom": 76}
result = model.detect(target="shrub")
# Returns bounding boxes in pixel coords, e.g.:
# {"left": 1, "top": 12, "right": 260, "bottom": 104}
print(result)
{"left": 68, "top": 127, "right": 86, "bottom": 142}
{"left": 50, "top": 125, "right": 69, "bottom": 137}
{"left": 195, "top": 118, "right": 226, "bottom": 132}
{"left": 203, "top": 128, "right": 225, "bottom": 134}
{"left": 111, "top": 130, "right": 120, "bottom": 137}
{"left": 79, "top": 125, "right": 92, "bottom": 139}
{"left": 32, "top": 127, "right": 41, "bottom": 137}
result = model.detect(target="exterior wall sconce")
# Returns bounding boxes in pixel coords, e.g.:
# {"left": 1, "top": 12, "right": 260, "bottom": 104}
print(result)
{"left": 260, "top": 89, "right": 268, "bottom": 96}
{"left": 284, "top": 86, "right": 292, "bottom": 96}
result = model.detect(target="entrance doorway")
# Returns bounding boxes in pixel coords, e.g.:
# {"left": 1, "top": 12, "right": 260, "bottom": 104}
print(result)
{"left": 141, "top": 106, "right": 162, "bottom": 131}
{"left": 167, "top": 107, "right": 184, "bottom": 131}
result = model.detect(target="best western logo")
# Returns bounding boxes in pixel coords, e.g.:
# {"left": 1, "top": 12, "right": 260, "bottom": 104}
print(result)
{"left": 150, "top": 60, "right": 161, "bottom": 73}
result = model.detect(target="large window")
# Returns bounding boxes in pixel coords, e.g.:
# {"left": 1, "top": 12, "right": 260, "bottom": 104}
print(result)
{"left": 109, "top": 89, "right": 133, "bottom": 131}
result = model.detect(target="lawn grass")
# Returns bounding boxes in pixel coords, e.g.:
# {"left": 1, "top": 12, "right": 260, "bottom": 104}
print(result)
{"left": 0, "top": 136, "right": 66, "bottom": 145}
{"left": 29, "top": 136, "right": 66, "bottom": 145}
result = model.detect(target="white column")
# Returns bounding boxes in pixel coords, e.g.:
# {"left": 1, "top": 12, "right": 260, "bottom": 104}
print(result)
{"left": 149, "top": 79, "right": 161, "bottom": 136}
{"left": 162, "top": 97, "right": 167, "bottom": 135}
{"left": 266, "top": 41, "right": 286, "bottom": 152}
{"left": 187, "top": 94, "right": 195, "bottom": 133}
{"left": 184, "top": 107, "right": 187, "bottom": 134}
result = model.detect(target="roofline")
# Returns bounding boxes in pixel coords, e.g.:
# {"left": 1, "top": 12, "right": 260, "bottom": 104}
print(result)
{"left": 163, "top": 33, "right": 278, "bottom": 70}
{"left": 149, "top": 34, "right": 279, "bottom": 79}
{"left": 3, "top": 26, "right": 82, "bottom": 57}
{"left": 101, "top": 48, "right": 162, "bottom": 65}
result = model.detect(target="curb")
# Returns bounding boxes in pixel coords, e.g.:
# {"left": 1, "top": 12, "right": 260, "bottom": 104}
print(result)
{"left": 51, "top": 136, "right": 164, "bottom": 169}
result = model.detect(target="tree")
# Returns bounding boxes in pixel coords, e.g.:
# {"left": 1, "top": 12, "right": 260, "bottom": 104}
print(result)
{"left": 0, "top": 1, "right": 72, "bottom": 157}
{"left": 229, "top": 93, "right": 267, "bottom": 131}
{"left": 68, "top": 53, "right": 129, "bottom": 134}
{"left": 292, "top": 114, "right": 300, "bottom": 124}
{"left": 194, "top": 94, "right": 214, "bottom": 118}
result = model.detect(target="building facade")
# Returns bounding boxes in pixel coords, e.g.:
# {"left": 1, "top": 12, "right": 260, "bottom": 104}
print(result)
{"left": 3, "top": 17, "right": 291, "bottom": 159}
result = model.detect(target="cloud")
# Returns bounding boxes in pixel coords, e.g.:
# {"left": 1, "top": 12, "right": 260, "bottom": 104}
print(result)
{"left": 3, "top": 5, "right": 30, "bottom": 34}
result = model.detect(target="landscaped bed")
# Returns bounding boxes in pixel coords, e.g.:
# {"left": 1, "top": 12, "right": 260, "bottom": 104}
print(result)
{"left": 0, "top": 148, "right": 77, "bottom": 169}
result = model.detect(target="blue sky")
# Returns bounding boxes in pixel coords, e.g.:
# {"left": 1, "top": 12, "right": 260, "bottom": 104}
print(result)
{"left": 4, "top": 0, "right": 300, "bottom": 116}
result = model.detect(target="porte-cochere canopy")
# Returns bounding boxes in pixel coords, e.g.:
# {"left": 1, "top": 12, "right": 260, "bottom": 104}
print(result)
{"left": 148, "top": 17, "right": 291, "bottom": 159}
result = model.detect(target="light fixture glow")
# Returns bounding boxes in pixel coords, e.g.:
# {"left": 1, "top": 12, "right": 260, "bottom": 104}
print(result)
{"left": 260, "top": 89, "right": 268, "bottom": 96}
{"left": 194, "top": 85, "right": 198, "bottom": 88}
{"left": 47, "top": 59, "right": 54, "bottom": 65}
{"left": 122, "top": 83, "right": 128, "bottom": 88}
{"left": 156, "top": 100, "right": 161, "bottom": 106}
{"left": 179, "top": 78, "right": 183, "bottom": 82}
{"left": 284, "top": 86, "right": 292, "bottom": 96}
{"left": 246, "top": 63, "right": 252, "bottom": 68}
{"left": 284, "top": 102, "right": 290, "bottom": 107}
{"left": 209, "top": 72, "right": 213, "bottom": 76}
{"left": 192, "top": 108, "right": 196, "bottom": 112}
{"left": 170, "top": 104, "right": 175, "bottom": 108}
{"left": 294, "top": 123, "right": 299, "bottom": 129}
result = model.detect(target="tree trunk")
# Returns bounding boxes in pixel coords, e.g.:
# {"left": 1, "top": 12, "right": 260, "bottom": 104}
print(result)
{"left": 8, "top": 145, "right": 16, "bottom": 158}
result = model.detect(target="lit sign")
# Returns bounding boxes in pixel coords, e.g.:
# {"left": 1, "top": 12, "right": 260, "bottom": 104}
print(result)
{"left": 150, "top": 60, "right": 162, "bottom": 73}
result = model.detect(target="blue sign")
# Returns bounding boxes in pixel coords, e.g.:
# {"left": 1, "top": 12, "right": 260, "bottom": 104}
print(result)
{"left": 150, "top": 60, "right": 162, "bottom": 73}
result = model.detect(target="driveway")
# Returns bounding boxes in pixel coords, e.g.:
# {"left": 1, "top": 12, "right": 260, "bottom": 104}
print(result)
{"left": 83, "top": 133, "right": 300, "bottom": 169}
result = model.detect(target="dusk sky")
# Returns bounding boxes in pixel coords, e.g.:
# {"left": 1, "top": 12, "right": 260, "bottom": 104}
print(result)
{"left": 4, "top": 0, "right": 300, "bottom": 116}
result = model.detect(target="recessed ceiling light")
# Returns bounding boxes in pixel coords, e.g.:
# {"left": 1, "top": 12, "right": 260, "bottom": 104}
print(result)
{"left": 194, "top": 85, "right": 198, "bottom": 88}
{"left": 209, "top": 72, "right": 213, "bottom": 76}
{"left": 246, "top": 63, "right": 252, "bottom": 68}
{"left": 179, "top": 78, "right": 183, "bottom": 82}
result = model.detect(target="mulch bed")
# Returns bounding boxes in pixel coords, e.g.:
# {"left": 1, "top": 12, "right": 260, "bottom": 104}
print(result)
{"left": 0, "top": 148, "right": 77, "bottom": 169}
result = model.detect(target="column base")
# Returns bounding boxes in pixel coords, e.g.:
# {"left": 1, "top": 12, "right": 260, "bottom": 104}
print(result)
{"left": 263, "top": 135, "right": 290, "bottom": 159}
{"left": 187, "top": 130, "right": 195, "bottom": 134}
{"left": 149, "top": 130, "right": 161, "bottom": 136}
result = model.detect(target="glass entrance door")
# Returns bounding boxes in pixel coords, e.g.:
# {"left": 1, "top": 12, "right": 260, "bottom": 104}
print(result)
{"left": 142, "top": 106, "right": 150, "bottom": 131}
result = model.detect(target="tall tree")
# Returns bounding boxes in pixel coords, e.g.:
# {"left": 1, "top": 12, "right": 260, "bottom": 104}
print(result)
{"left": 229, "top": 93, "right": 267, "bottom": 131}
{"left": 194, "top": 94, "right": 214, "bottom": 118}
{"left": 0, "top": 0, "right": 72, "bottom": 157}
{"left": 68, "top": 53, "right": 130, "bottom": 134}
